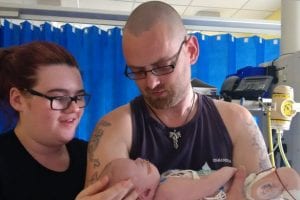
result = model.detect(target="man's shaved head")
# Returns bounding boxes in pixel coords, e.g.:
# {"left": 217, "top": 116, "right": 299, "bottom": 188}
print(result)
{"left": 124, "top": 1, "right": 186, "bottom": 37}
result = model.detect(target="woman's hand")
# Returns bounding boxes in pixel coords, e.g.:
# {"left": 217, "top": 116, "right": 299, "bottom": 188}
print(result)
{"left": 76, "top": 176, "right": 138, "bottom": 200}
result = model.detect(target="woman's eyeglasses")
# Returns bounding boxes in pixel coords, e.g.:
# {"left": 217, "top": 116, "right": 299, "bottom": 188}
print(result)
{"left": 24, "top": 88, "right": 91, "bottom": 110}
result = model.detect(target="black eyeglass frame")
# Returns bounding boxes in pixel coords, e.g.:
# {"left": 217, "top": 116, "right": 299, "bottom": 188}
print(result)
{"left": 24, "top": 88, "right": 91, "bottom": 111}
{"left": 124, "top": 36, "right": 190, "bottom": 80}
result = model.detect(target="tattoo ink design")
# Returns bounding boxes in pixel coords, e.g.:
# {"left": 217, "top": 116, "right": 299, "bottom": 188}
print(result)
{"left": 88, "top": 130, "right": 103, "bottom": 168}
{"left": 87, "top": 120, "right": 112, "bottom": 185}
{"left": 98, "top": 120, "right": 111, "bottom": 127}
{"left": 88, "top": 171, "right": 101, "bottom": 185}
{"left": 248, "top": 120, "right": 271, "bottom": 170}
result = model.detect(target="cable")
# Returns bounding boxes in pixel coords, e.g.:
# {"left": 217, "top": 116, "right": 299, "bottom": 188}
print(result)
{"left": 267, "top": 106, "right": 275, "bottom": 167}
{"left": 274, "top": 168, "right": 296, "bottom": 200}
{"left": 258, "top": 97, "right": 275, "bottom": 167}
{"left": 276, "top": 130, "right": 291, "bottom": 168}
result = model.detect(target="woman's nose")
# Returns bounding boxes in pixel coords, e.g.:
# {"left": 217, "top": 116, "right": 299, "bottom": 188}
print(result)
{"left": 64, "top": 101, "right": 81, "bottom": 113}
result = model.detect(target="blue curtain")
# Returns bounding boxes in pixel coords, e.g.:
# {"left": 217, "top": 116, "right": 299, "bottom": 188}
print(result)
{"left": 0, "top": 19, "right": 280, "bottom": 140}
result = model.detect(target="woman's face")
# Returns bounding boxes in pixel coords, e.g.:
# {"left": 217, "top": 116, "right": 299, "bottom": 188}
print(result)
{"left": 18, "top": 64, "right": 85, "bottom": 145}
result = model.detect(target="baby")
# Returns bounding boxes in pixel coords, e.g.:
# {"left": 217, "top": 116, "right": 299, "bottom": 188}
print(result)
{"left": 99, "top": 157, "right": 160, "bottom": 199}
{"left": 100, "top": 158, "right": 300, "bottom": 200}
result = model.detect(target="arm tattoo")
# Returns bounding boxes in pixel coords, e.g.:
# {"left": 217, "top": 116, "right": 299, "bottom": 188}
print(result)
{"left": 88, "top": 171, "right": 101, "bottom": 186}
{"left": 86, "top": 120, "right": 112, "bottom": 185}
{"left": 248, "top": 120, "right": 271, "bottom": 170}
{"left": 87, "top": 120, "right": 111, "bottom": 168}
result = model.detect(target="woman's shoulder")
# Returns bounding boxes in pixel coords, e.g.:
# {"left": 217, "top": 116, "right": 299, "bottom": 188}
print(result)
{"left": 67, "top": 138, "right": 88, "bottom": 165}
{"left": 68, "top": 138, "right": 88, "bottom": 149}
{"left": 0, "top": 130, "right": 17, "bottom": 147}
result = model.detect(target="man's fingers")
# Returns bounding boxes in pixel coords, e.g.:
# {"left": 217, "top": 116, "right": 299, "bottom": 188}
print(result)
{"left": 235, "top": 166, "right": 247, "bottom": 183}
{"left": 232, "top": 166, "right": 246, "bottom": 190}
{"left": 227, "top": 166, "right": 247, "bottom": 200}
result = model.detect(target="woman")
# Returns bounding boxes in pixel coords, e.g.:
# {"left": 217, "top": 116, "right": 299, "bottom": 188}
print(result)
{"left": 0, "top": 41, "right": 137, "bottom": 200}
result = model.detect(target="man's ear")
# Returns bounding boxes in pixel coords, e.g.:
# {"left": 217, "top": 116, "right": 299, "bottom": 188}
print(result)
{"left": 9, "top": 87, "right": 26, "bottom": 112}
{"left": 186, "top": 35, "right": 199, "bottom": 65}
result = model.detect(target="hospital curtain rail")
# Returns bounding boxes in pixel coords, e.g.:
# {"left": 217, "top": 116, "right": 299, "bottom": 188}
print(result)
{"left": 0, "top": 19, "right": 280, "bottom": 140}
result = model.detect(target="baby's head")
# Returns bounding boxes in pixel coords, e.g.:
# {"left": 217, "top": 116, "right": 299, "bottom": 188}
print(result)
{"left": 101, "top": 158, "right": 160, "bottom": 200}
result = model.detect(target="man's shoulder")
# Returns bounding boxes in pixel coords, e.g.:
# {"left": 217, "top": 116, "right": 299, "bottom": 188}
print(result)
{"left": 212, "top": 99, "right": 254, "bottom": 140}
{"left": 213, "top": 99, "right": 250, "bottom": 118}
{"left": 103, "top": 103, "right": 131, "bottom": 121}
{"left": 93, "top": 103, "right": 132, "bottom": 138}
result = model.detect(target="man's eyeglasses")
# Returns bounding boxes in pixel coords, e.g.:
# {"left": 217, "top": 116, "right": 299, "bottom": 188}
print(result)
{"left": 24, "top": 88, "right": 91, "bottom": 111}
{"left": 124, "top": 37, "right": 189, "bottom": 80}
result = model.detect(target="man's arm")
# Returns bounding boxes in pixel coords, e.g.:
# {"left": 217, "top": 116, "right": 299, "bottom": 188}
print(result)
{"left": 154, "top": 167, "right": 237, "bottom": 200}
{"left": 85, "top": 104, "right": 133, "bottom": 187}
{"left": 215, "top": 100, "right": 272, "bottom": 175}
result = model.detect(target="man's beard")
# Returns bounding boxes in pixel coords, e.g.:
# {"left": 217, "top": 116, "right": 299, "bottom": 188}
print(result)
{"left": 145, "top": 95, "right": 172, "bottom": 109}
{"left": 144, "top": 88, "right": 179, "bottom": 109}
{"left": 143, "top": 78, "right": 189, "bottom": 109}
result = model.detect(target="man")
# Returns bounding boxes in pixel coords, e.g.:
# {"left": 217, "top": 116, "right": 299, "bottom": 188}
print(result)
{"left": 85, "top": 1, "right": 271, "bottom": 198}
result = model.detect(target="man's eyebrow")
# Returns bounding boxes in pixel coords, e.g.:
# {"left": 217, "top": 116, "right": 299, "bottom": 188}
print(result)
{"left": 129, "top": 54, "right": 177, "bottom": 69}
{"left": 154, "top": 53, "right": 177, "bottom": 65}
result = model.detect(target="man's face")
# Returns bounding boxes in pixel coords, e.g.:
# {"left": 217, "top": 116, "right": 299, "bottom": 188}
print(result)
{"left": 123, "top": 25, "right": 192, "bottom": 109}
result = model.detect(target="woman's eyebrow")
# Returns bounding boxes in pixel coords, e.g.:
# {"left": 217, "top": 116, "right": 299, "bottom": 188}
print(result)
{"left": 46, "top": 88, "right": 86, "bottom": 95}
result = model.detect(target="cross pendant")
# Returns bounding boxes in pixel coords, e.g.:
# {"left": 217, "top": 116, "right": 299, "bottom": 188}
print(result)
{"left": 169, "top": 130, "right": 181, "bottom": 149}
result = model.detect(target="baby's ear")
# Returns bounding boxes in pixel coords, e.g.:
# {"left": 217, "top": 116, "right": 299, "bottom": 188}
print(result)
{"left": 141, "top": 188, "right": 152, "bottom": 199}
{"left": 144, "top": 188, "right": 151, "bottom": 196}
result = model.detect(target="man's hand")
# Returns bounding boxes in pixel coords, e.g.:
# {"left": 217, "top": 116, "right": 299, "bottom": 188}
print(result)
{"left": 76, "top": 176, "right": 138, "bottom": 200}
{"left": 227, "top": 167, "right": 247, "bottom": 200}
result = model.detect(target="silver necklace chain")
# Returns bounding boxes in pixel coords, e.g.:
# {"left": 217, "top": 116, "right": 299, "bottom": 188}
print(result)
{"left": 146, "top": 92, "right": 196, "bottom": 149}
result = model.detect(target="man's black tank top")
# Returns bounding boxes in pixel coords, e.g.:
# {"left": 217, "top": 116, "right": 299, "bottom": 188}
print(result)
{"left": 129, "top": 94, "right": 233, "bottom": 173}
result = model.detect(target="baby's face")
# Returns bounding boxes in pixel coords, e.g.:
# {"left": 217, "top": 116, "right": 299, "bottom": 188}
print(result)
{"left": 109, "top": 158, "right": 160, "bottom": 199}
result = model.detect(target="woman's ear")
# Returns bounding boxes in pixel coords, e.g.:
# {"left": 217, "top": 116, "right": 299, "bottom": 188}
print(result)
{"left": 9, "top": 87, "right": 25, "bottom": 112}
{"left": 186, "top": 35, "right": 200, "bottom": 65}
